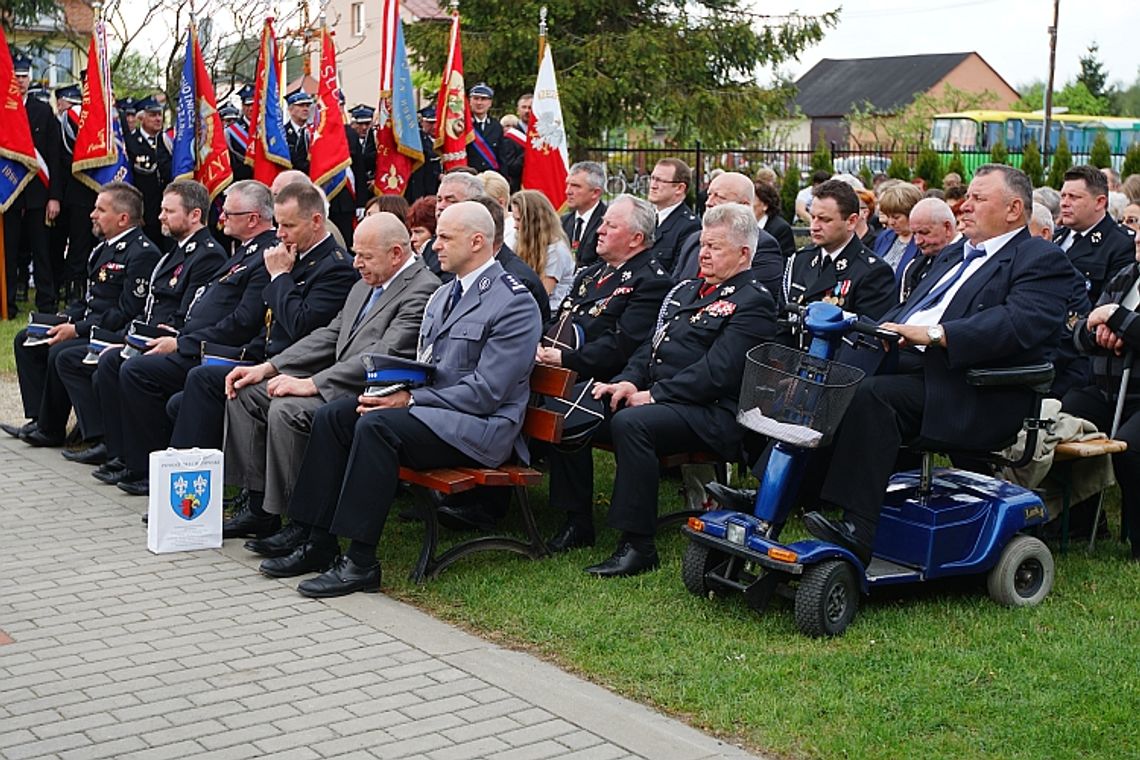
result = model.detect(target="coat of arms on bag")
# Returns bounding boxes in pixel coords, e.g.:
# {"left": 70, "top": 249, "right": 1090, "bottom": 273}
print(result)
{"left": 171, "top": 470, "right": 211, "bottom": 520}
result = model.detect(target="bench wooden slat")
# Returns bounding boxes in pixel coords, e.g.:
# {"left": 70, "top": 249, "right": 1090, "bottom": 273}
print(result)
{"left": 499, "top": 464, "right": 544, "bottom": 486}
{"left": 1054, "top": 439, "right": 1128, "bottom": 461}
{"left": 522, "top": 407, "right": 564, "bottom": 443}
{"left": 398, "top": 467, "right": 478, "bottom": 494}
{"left": 455, "top": 467, "right": 513, "bottom": 486}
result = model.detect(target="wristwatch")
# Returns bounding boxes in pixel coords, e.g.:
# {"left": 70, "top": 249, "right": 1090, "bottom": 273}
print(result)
{"left": 926, "top": 325, "right": 944, "bottom": 347}
{"left": 406, "top": 394, "right": 416, "bottom": 408}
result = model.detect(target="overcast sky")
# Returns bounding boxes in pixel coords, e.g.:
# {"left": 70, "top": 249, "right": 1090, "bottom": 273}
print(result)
{"left": 763, "top": 0, "right": 1138, "bottom": 92}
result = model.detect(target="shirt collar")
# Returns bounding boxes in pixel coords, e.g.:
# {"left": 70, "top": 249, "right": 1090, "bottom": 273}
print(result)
{"left": 456, "top": 256, "right": 499, "bottom": 294}
{"left": 577, "top": 202, "right": 600, "bottom": 225}
{"left": 379, "top": 255, "right": 416, "bottom": 291}
{"left": 656, "top": 201, "right": 682, "bottom": 224}
{"left": 104, "top": 227, "right": 136, "bottom": 247}
{"left": 970, "top": 226, "right": 1023, "bottom": 257}
{"left": 822, "top": 235, "right": 854, "bottom": 260}
{"left": 298, "top": 233, "right": 330, "bottom": 260}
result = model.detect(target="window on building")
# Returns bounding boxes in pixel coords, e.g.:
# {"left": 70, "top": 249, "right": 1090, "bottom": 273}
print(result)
{"left": 352, "top": 3, "right": 364, "bottom": 36}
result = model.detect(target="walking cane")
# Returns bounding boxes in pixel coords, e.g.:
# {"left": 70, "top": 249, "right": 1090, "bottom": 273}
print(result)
{"left": 1090, "top": 349, "right": 1134, "bottom": 552}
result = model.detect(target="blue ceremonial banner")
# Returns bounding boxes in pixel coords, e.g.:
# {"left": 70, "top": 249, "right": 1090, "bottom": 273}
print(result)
{"left": 247, "top": 18, "right": 291, "bottom": 185}
{"left": 391, "top": 20, "right": 424, "bottom": 163}
{"left": 172, "top": 23, "right": 232, "bottom": 199}
{"left": 171, "top": 31, "right": 197, "bottom": 182}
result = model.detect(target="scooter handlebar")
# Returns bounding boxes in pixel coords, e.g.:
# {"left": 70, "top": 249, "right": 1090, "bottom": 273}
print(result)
{"left": 848, "top": 319, "right": 901, "bottom": 343}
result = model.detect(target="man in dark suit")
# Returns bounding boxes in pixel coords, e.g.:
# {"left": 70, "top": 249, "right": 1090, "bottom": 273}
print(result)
{"left": 347, "top": 105, "right": 377, "bottom": 205}
{"left": 672, "top": 172, "right": 783, "bottom": 297}
{"left": 561, "top": 162, "right": 607, "bottom": 268}
{"left": 754, "top": 179, "right": 796, "bottom": 258}
{"left": 804, "top": 165, "right": 1075, "bottom": 563}
{"left": 646, "top": 158, "right": 700, "bottom": 272}
{"left": 1053, "top": 164, "right": 1134, "bottom": 304}
{"left": 900, "top": 197, "right": 963, "bottom": 302}
{"left": 2, "top": 183, "right": 158, "bottom": 446}
{"left": 3, "top": 55, "right": 63, "bottom": 314}
{"left": 111, "top": 180, "right": 357, "bottom": 495}
{"left": 222, "top": 212, "right": 438, "bottom": 543}
{"left": 224, "top": 89, "right": 252, "bottom": 183}
{"left": 548, "top": 203, "right": 778, "bottom": 577}
{"left": 253, "top": 201, "right": 541, "bottom": 598}
{"left": 465, "top": 83, "right": 503, "bottom": 174}
{"left": 284, "top": 91, "right": 312, "bottom": 174}
{"left": 126, "top": 97, "right": 173, "bottom": 251}
{"left": 782, "top": 180, "right": 897, "bottom": 345}
{"left": 55, "top": 91, "right": 98, "bottom": 304}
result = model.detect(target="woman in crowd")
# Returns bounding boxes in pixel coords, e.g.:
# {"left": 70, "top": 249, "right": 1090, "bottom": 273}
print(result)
{"left": 753, "top": 180, "right": 796, "bottom": 257}
{"left": 405, "top": 196, "right": 436, "bottom": 259}
{"left": 510, "top": 189, "right": 576, "bottom": 311}
{"left": 872, "top": 180, "right": 923, "bottom": 279}
{"left": 855, "top": 189, "right": 879, "bottom": 249}
{"left": 364, "top": 194, "right": 409, "bottom": 224}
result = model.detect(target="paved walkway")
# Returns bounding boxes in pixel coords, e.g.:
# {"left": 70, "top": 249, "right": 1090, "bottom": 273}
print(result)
{"left": 0, "top": 436, "right": 760, "bottom": 760}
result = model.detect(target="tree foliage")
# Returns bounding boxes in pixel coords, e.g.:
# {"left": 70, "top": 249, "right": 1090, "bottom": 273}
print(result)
{"left": 1046, "top": 133, "right": 1072, "bottom": 189}
{"left": 887, "top": 151, "right": 910, "bottom": 181}
{"left": 1089, "top": 130, "right": 1112, "bottom": 168}
{"left": 989, "top": 139, "right": 1008, "bottom": 166}
{"left": 780, "top": 166, "right": 800, "bottom": 226}
{"left": 947, "top": 144, "right": 966, "bottom": 179}
{"left": 404, "top": 0, "right": 839, "bottom": 147}
{"left": 913, "top": 145, "right": 943, "bottom": 188}
{"left": 810, "top": 134, "right": 834, "bottom": 173}
{"left": 1077, "top": 43, "right": 1109, "bottom": 100}
{"left": 1021, "top": 140, "right": 1044, "bottom": 187}
{"left": 1123, "top": 141, "right": 1140, "bottom": 178}
{"left": 846, "top": 84, "right": 995, "bottom": 150}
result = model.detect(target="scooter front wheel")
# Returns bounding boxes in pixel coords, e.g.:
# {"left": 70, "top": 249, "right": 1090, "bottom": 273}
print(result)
{"left": 987, "top": 534, "right": 1054, "bottom": 607}
{"left": 795, "top": 560, "right": 859, "bottom": 637}
{"left": 681, "top": 540, "right": 723, "bottom": 597}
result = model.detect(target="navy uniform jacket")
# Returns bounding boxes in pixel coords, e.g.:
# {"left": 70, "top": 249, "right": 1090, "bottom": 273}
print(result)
{"left": 466, "top": 117, "right": 504, "bottom": 173}
{"left": 259, "top": 234, "right": 358, "bottom": 358}
{"left": 1053, "top": 214, "right": 1135, "bottom": 304}
{"left": 141, "top": 227, "right": 228, "bottom": 330}
{"left": 762, "top": 214, "right": 797, "bottom": 258}
{"left": 63, "top": 227, "right": 160, "bottom": 338}
{"left": 1074, "top": 260, "right": 1140, "bottom": 396}
{"left": 551, "top": 249, "right": 672, "bottom": 381}
{"left": 411, "top": 261, "right": 542, "bottom": 467}
{"left": 347, "top": 126, "right": 377, "bottom": 203}
{"left": 172, "top": 229, "right": 280, "bottom": 358}
{"left": 613, "top": 270, "right": 778, "bottom": 459}
{"left": 125, "top": 128, "right": 172, "bottom": 224}
{"left": 876, "top": 229, "right": 1074, "bottom": 450}
{"left": 561, "top": 201, "right": 606, "bottom": 268}
{"left": 405, "top": 129, "right": 440, "bottom": 204}
{"left": 649, "top": 204, "right": 700, "bottom": 273}
{"left": 672, "top": 224, "right": 784, "bottom": 296}
{"left": 782, "top": 235, "right": 897, "bottom": 342}
{"left": 285, "top": 121, "right": 309, "bottom": 174}
{"left": 226, "top": 117, "right": 252, "bottom": 182}
{"left": 13, "top": 96, "right": 62, "bottom": 209}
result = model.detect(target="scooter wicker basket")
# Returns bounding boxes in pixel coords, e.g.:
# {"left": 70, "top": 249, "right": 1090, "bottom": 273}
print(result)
{"left": 737, "top": 343, "right": 865, "bottom": 448}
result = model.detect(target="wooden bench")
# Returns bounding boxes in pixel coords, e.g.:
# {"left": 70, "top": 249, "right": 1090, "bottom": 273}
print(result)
{"left": 399, "top": 363, "right": 577, "bottom": 583}
{"left": 1051, "top": 437, "right": 1128, "bottom": 553}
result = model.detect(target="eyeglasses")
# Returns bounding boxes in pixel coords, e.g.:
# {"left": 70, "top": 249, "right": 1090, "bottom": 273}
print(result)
{"left": 220, "top": 209, "right": 258, "bottom": 218}
{"left": 649, "top": 175, "right": 682, "bottom": 185}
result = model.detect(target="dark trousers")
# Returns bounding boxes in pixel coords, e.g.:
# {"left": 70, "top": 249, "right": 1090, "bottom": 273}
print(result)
{"left": 96, "top": 350, "right": 128, "bottom": 460}
{"left": 12, "top": 330, "right": 86, "bottom": 425}
{"left": 548, "top": 403, "right": 714, "bottom": 538}
{"left": 169, "top": 364, "right": 230, "bottom": 449}
{"left": 4, "top": 206, "right": 57, "bottom": 311}
{"left": 288, "top": 399, "right": 478, "bottom": 545}
{"left": 1061, "top": 386, "right": 1140, "bottom": 555}
{"left": 55, "top": 204, "right": 97, "bottom": 301}
{"left": 56, "top": 343, "right": 103, "bottom": 439}
{"left": 819, "top": 369, "right": 926, "bottom": 548}
{"left": 118, "top": 352, "right": 198, "bottom": 474}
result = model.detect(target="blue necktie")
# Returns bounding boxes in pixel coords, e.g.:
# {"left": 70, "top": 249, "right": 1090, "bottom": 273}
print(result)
{"left": 443, "top": 280, "right": 463, "bottom": 319}
{"left": 898, "top": 244, "right": 987, "bottom": 322}
{"left": 351, "top": 286, "right": 383, "bottom": 331}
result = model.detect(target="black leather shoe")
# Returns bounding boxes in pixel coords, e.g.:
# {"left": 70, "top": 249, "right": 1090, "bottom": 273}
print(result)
{"left": 547, "top": 521, "right": 595, "bottom": 553}
{"left": 259, "top": 540, "right": 339, "bottom": 578}
{"left": 245, "top": 522, "right": 307, "bottom": 557}
{"left": 116, "top": 473, "right": 149, "bottom": 496}
{"left": 803, "top": 511, "right": 872, "bottom": 564}
{"left": 584, "top": 543, "right": 660, "bottom": 578}
{"left": 93, "top": 458, "right": 127, "bottom": 483}
{"left": 436, "top": 504, "right": 497, "bottom": 532}
{"left": 223, "top": 505, "right": 281, "bottom": 539}
{"left": 23, "top": 428, "right": 65, "bottom": 447}
{"left": 297, "top": 555, "right": 381, "bottom": 598}
{"left": 704, "top": 482, "right": 757, "bottom": 512}
{"left": 1, "top": 421, "right": 35, "bottom": 439}
{"left": 62, "top": 442, "right": 108, "bottom": 465}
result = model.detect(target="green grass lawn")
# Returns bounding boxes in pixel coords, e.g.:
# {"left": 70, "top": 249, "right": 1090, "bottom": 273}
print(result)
{"left": 374, "top": 454, "right": 1140, "bottom": 760}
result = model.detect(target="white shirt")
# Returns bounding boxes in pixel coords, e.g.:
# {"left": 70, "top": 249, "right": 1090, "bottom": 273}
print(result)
{"left": 905, "top": 226, "right": 1024, "bottom": 330}
{"left": 576, "top": 202, "right": 601, "bottom": 230}
{"left": 821, "top": 235, "right": 854, "bottom": 263}
{"left": 656, "top": 201, "right": 683, "bottom": 226}
{"left": 756, "top": 213, "right": 769, "bottom": 231}
{"left": 454, "top": 255, "right": 499, "bottom": 298}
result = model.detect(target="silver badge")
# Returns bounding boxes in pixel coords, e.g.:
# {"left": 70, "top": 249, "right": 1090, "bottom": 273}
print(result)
{"left": 1091, "top": 231, "right": 1102, "bottom": 243}
{"left": 247, "top": 243, "right": 258, "bottom": 254}
{"left": 810, "top": 255, "right": 819, "bottom": 269}
{"left": 478, "top": 276, "right": 491, "bottom": 292}
{"left": 835, "top": 258, "right": 848, "bottom": 271}
{"left": 132, "top": 279, "right": 147, "bottom": 297}
{"left": 621, "top": 270, "right": 632, "bottom": 281}
{"left": 186, "top": 242, "right": 197, "bottom": 253}
{"left": 116, "top": 241, "right": 126, "bottom": 251}
{"left": 720, "top": 285, "right": 735, "bottom": 296}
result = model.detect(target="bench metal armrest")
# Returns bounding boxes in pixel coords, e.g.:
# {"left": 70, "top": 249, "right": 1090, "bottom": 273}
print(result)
{"left": 965, "top": 363, "right": 1054, "bottom": 394}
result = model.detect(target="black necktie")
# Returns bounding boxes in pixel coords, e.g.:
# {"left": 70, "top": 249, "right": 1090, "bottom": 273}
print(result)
{"left": 443, "top": 280, "right": 463, "bottom": 319}
{"left": 819, "top": 254, "right": 833, "bottom": 277}
{"left": 572, "top": 217, "right": 584, "bottom": 246}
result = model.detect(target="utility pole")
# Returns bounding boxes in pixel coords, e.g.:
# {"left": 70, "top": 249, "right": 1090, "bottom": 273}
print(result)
{"left": 1042, "top": 0, "right": 1059, "bottom": 158}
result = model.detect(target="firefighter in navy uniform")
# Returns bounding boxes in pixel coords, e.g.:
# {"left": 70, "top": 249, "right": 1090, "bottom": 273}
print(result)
{"left": 226, "top": 84, "right": 254, "bottom": 182}
{"left": 1053, "top": 164, "right": 1135, "bottom": 304}
{"left": 780, "top": 179, "right": 897, "bottom": 346}
{"left": 406, "top": 105, "right": 441, "bottom": 204}
{"left": 86, "top": 181, "right": 228, "bottom": 486}
{"left": 347, "top": 105, "right": 377, "bottom": 207}
{"left": 54, "top": 85, "right": 95, "bottom": 304}
{"left": 545, "top": 204, "right": 778, "bottom": 576}
{"left": 283, "top": 91, "right": 312, "bottom": 173}
{"left": 465, "top": 83, "right": 503, "bottom": 173}
{"left": 2, "top": 183, "right": 159, "bottom": 447}
{"left": 126, "top": 96, "right": 173, "bottom": 251}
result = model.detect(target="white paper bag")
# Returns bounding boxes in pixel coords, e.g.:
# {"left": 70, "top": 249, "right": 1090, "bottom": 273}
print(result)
{"left": 147, "top": 448, "right": 223, "bottom": 554}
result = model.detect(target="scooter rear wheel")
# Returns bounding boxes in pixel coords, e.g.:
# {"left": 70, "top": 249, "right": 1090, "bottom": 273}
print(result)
{"left": 987, "top": 534, "right": 1054, "bottom": 607}
{"left": 795, "top": 560, "right": 858, "bottom": 637}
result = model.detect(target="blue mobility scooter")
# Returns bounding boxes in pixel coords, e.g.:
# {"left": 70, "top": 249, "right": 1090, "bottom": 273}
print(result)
{"left": 681, "top": 302, "right": 1057, "bottom": 637}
